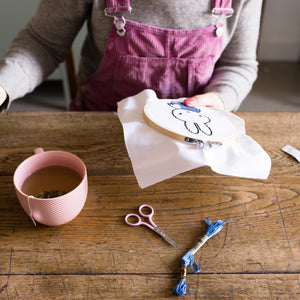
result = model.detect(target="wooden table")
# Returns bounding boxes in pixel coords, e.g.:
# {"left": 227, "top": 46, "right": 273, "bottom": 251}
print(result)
{"left": 0, "top": 111, "right": 299, "bottom": 299}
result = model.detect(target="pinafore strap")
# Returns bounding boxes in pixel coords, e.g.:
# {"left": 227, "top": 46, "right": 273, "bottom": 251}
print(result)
{"left": 212, "top": 0, "right": 234, "bottom": 15}
{"left": 105, "top": 0, "right": 132, "bottom": 14}
{"left": 105, "top": 0, "right": 232, "bottom": 16}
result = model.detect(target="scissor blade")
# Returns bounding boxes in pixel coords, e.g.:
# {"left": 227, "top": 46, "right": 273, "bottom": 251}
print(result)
{"left": 153, "top": 226, "right": 177, "bottom": 248}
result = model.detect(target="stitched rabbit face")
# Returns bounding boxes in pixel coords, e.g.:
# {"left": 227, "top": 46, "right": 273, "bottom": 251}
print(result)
{"left": 168, "top": 102, "right": 212, "bottom": 136}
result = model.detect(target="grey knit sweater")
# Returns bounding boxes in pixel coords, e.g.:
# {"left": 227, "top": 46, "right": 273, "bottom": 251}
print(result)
{"left": 0, "top": 0, "right": 262, "bottom": 111}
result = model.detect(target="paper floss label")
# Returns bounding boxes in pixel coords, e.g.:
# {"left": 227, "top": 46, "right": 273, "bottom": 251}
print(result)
{"left": 282, "top": 145, "right": 300, "bottom": 163}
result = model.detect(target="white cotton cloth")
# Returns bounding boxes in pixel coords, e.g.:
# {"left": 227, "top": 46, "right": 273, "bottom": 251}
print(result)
{"left": 117, "top": 89, "right": 271, "bottom": 189}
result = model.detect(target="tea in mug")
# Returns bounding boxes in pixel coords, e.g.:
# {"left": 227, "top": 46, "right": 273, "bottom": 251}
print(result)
{"left": 22, "top": 165, "right": 82, "bottom": 198}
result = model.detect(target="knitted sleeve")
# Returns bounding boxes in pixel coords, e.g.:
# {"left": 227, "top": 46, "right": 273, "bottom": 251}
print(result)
{"left": 0, "top": 0, "right": 91, "bottom": 109}
{"left": 204, "top": 0, "right": 263, "bottom": 111}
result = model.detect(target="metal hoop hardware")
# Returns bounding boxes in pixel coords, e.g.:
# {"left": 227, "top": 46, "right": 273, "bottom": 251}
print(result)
{"left": 114, "top": 16, "right": 126, "bottom": 37}
{"left": 184, "top": 137, "right": 222, "bottom": 149}
{"left": 104, "top": 6, "right": 132, "bottom": 17}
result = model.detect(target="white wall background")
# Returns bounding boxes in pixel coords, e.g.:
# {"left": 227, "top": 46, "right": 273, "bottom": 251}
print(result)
{"left": 258, "top": 0, "right": 300, "bottom": 61}
{"left": 0, "top": 0, "right": 299, "bottom": 80}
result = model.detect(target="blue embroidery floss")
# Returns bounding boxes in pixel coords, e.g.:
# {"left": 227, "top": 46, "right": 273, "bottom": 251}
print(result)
{"left": 173, "top": 218, "right": 232, "bottom": 296}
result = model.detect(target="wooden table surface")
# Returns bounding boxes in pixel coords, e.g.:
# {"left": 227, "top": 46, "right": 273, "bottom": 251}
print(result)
{"left": 0, "top": 111, "right": 299, "bottom": 299}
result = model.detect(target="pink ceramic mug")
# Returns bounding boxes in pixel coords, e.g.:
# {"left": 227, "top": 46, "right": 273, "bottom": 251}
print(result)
{"left": 13, "top": 148, "right": 88, "bottom": 226}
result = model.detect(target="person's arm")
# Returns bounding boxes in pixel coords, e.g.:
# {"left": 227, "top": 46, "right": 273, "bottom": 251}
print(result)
{"left": 206, "top": 0, "right": 263, "bottom": 111}
{"left": 186, "top": 0, "right": 263, "bottom": 111}
{"left": 0, "top": 0, "right": 91, "bottom": 111}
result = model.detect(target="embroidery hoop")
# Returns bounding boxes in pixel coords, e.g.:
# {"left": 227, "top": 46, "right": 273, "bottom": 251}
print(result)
{"left": 143, "top": 100, "right": 238, "bottom": 148}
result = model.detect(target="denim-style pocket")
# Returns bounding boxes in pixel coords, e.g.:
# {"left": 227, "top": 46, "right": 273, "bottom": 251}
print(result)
{"left": 113, "top": 54, "right": 215, "bottom": 99}
{"left": 113, "top": 55, "right": 149, "bottom": 99}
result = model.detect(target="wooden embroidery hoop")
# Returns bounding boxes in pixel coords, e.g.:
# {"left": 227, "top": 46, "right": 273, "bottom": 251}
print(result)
{"left": 143, "top": 100, "right": 238, "bottom": 148}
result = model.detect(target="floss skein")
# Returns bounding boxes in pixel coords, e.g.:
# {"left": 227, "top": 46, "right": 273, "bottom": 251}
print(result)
{"left": 173, "top": 218, "right": 232, "bottom": 296}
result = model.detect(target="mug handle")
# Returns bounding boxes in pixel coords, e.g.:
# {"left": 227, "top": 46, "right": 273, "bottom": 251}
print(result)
{"left": 34, "top": 148, "right": 44, "bottom": 154}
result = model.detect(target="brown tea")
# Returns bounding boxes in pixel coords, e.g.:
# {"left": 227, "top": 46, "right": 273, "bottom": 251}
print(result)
{"left": 22, "top": 165, "right": 82, "bottom": 198}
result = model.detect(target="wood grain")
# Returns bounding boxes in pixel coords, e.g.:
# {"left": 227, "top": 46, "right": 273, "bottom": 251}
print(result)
{"left": 0, "top": 112, "right": 299, "bottom": 299}
{"left": 1, "top": 274, "right": 299, "bottom": 299}
{"left": 0, "top": 112, "right": 300, "bottom": 176}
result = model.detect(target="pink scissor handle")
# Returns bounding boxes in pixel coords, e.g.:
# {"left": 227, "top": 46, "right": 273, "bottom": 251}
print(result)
{"left": 125, "top": 213, "right": 143, "bottom": 226}
{"left": 125, "top": 204, "right": 156, "bottom": 229}
{"left": 138, "top": 204, "right": 154, "bottom": 218}
{"left": 139, "top": 204, "right": 156, "bottom": 228}
{"left": 125, "top": 213, "right": 154, "bottom": 230}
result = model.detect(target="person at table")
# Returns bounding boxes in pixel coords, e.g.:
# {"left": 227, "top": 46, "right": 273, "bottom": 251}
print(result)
{"left": 0, "top": 0, "right": 262, "bottom": 112}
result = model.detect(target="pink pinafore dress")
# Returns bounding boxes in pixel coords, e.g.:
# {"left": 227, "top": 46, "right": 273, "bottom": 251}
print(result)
{"left": 69, "top": 0, "right": 233, "bottom": 111}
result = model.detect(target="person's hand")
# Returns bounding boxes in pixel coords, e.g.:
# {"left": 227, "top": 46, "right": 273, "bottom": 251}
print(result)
{"left": 184, "top": 92, "right": 224, "bottom": 110}
{"left": 0, "top": 86, "right": 7, "bottom": 107}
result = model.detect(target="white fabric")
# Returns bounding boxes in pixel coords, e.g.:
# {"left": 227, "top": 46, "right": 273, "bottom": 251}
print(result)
{"left": 117, "top": 89, "right": 271, "bottom": 189}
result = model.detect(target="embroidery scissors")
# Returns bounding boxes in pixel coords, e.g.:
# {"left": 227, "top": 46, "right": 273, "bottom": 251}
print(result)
{"left": 125, "top": 204, "right": 177, "bottom": 248}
